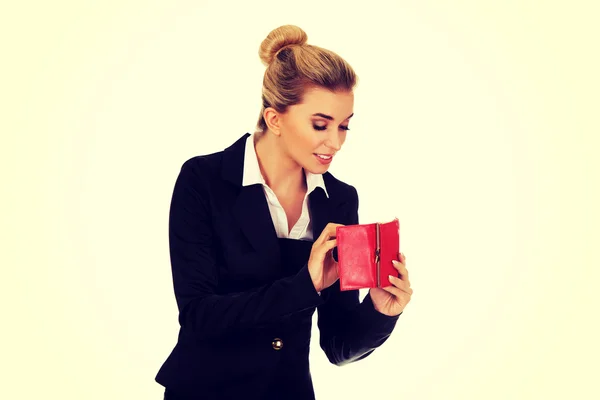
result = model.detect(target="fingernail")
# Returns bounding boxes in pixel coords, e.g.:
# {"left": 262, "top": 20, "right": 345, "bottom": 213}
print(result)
{"left": 389, "top": 275, "right": 395, "bottom": 280}
{"left": 392, "top": 260, "right": 399, "bottom": 265}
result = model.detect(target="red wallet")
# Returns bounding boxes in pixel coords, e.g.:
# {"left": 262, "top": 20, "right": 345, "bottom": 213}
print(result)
{"left": 336, "top": 218, "right": 400, "bottom": 291}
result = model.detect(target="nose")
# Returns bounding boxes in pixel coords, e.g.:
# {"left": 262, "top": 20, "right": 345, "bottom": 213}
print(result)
{"left": 325, "top": 131, "right": 342, "bottom": 151}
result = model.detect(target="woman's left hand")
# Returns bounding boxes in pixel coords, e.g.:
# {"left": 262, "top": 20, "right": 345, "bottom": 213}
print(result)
{"left": 369, "top": 252, "right": 413, "bottom": 316}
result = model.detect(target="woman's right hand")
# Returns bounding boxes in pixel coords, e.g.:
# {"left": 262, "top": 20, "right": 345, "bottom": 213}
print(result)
{"left": 308, "top": 223, "right": 344, "bottom": 293}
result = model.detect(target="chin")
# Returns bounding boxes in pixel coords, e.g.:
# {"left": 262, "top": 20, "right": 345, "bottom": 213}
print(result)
{"left": 305, "top": 161, "right": 330, "bottom": 175}
{"left": 308, "top": 167, "right": 329, "bottom": 175}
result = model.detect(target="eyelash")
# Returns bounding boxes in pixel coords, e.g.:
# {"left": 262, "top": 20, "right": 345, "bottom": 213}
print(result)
{"left": 313, "top": 125, "right": 350, "bottom": 131}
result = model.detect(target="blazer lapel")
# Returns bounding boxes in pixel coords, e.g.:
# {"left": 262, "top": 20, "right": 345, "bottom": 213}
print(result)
{"left": 232, "top": 184, "right": 280, "bottom": 259}
{"left": 308, "top": 187, "right": 332, "bottom": 241}
{"left": 223, "top": 133, "right": 280, "bottom": 259}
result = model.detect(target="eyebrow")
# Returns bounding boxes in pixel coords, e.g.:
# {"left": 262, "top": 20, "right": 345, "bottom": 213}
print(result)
{"left": 312, "top": 112, "right": 354, "bottom": 121}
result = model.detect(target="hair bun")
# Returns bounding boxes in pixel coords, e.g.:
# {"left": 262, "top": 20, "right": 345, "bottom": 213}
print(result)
{"left": 259, "top": 25, "right": 308, "bottom": 66}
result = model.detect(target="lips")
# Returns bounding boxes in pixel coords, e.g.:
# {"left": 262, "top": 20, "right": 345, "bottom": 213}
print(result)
{"left": 314, "top": 153, "right": 333, "bottom": 165}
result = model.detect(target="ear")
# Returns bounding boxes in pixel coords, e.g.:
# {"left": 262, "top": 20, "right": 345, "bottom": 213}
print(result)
{"left": 263, "top": 107, "right": 283, "bottom": 137}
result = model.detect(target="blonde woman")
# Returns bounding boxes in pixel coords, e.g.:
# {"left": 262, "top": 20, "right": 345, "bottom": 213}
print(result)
{"left": 155, "top": 25, "right": 413, "bottom": 400}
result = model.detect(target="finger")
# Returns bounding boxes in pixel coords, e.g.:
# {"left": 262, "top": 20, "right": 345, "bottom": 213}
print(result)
{"left": 322, "top": 238, "right": 337, "bottom": 252}
{"left": 396, "top": 252, "right": 405, "bottom": 264}
{"left": 381, "top": 283, "right": 404, "bottom": 298}
{"left": 317, "top": 223, "right": 344, "bottom": 244}
{"left": 392, "top": 260, "right": 409, "bottom": 280}
{"left": 327, "top": 223, "right": 344, "bottom": 237}
{"left": 399, "top": 265, "right": 409, "bottom": 281}
{"left": 385, "top": 284, "right": 413, "bottom": 298}
{"left": 389, "top": 275, "right": 413, "bottom": 295}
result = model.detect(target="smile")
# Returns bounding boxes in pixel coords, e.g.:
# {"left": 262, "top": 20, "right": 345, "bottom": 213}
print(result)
{"left": 314, "top": 153, "right": 333, "bottom": 165}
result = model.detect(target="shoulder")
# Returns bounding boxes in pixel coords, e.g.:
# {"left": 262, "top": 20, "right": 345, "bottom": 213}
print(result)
{"left": 175, "top": 133, "right": 249, "bottom": 185}
{"left": 178, "top": 150, "right": 223, "bottom": 180}
{"left": 171, "top": 150, "right": 227, "bottom": 204}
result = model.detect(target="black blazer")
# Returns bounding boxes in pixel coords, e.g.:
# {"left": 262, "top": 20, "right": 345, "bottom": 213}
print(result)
{"left": 155, "top": 133, "right": 400, "bottom": 399}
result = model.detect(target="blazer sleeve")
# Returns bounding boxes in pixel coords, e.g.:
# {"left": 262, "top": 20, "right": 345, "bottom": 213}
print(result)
{"left": 168, "top": 159, "right": 324, "bottom": 341}
{"left": 316, "top": 185, "right": 401, "bottom": 366}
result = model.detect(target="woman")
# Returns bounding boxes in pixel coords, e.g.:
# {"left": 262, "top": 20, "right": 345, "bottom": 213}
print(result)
{"left": 155, "top": 25, "right": 413, "bottom": 400}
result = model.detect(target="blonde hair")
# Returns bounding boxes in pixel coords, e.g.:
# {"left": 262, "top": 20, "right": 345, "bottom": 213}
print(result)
{"left": 255, "top": 25, "right": 358, "bottom": 136}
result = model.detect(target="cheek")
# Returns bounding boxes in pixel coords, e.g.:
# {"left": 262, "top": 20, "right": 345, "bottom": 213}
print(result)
{"left": 340, "top": 131, "right": 348, "bottom": 145}
{"left": 291, "top": 126, "right": 318, "bottom": 151}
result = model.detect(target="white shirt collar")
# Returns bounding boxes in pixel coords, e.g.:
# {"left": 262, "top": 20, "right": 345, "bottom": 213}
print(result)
{"left": 242, "top": 133, "right": 329, "bottom": 198}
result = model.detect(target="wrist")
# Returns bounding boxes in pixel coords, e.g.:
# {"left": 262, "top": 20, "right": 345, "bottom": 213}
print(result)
{"left": 308, "top": 266, "right": 321, "bottom": 292}
{"left": 313, "top": 280, "right": 322, "bottom": 293}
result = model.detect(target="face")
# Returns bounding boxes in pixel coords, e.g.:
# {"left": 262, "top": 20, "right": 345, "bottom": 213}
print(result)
{"left": 267, "top": 86, "right": 354, "bottom": 174}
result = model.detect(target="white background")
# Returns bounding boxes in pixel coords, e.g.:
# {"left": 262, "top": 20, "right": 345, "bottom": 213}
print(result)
{"left": 2, "top": 1, "right": 599, "bottom": 399}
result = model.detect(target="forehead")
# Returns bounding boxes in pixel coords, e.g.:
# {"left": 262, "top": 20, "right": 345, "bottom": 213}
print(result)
{"left": 295, "top": 86, "right": 354, "bottom": 116}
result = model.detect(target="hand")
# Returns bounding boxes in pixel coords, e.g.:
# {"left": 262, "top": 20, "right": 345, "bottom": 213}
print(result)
{"left": 308, "top": 223, "right": 343, "bottom": 292}
{"left": 370, "top": 252, "right": 413, "bottom": 316}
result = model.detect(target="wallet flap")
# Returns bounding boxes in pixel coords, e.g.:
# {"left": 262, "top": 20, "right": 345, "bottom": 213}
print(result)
{"left": 378, "top": 218, "right": 400, "bottom": 287}
{"left": 336, "top": 223, "right": 377, "bottom": 290}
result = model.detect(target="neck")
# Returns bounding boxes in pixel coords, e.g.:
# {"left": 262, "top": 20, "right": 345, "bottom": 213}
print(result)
{"left": 254, "top": 131, "right": 306, "bottom": 193}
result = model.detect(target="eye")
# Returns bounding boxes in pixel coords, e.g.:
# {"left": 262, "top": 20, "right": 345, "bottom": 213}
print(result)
{"left": 313, "top": 124, "right": 351, "bottom": 131}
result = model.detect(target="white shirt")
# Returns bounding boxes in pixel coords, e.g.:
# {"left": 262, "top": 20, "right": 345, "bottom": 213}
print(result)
{"left": 242, "top": 133, "right": 329, "bottom": 240}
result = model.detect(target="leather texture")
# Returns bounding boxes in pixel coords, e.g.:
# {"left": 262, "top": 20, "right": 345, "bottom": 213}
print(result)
{"left": 336, "top": 218, "right": 400, "bottom": 291}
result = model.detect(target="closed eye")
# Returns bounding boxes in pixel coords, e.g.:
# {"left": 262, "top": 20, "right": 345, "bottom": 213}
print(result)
{"left": 313, "top": 125, "right": 350, "bottom": 131}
